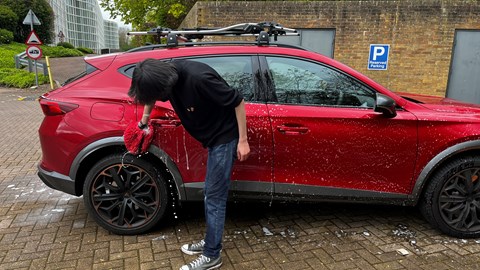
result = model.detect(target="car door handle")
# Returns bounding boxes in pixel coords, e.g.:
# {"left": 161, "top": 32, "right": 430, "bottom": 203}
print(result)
{"left": 276, "top": 125, "right": 309, "bottom": 135}
{"left": 150, "top": 119, "right": 182, "bottom": 127}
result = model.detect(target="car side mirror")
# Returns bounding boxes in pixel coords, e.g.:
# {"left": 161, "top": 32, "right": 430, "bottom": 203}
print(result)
{"left": 374, "top": 93, "right": 397, "bottom": 118}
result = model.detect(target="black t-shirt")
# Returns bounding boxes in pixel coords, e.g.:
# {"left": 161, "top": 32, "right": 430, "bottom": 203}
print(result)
{"left": 169, "top": 60, "right": 244, "bottom": 148}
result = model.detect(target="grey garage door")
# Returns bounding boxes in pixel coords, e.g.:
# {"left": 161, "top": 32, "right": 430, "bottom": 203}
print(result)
{"left": 273, "top": 29, "right": 336, "bottom": 58}
{"left": 447, "top": 30, "right": 480, "bottom": 104}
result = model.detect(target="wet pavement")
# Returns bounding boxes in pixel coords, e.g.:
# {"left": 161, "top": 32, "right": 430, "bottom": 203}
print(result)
{"left": 1, "top": 58, "right": 480, "bottom": 269}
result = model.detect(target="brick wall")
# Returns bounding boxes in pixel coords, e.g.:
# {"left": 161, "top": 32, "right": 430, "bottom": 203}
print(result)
{"left": 181, "top": 0, "right": 480, "bottom": 96}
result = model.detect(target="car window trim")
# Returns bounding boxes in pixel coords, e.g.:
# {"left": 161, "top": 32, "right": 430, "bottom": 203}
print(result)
{"left": 259, "top": 54, "right": 379, "bottom": 109}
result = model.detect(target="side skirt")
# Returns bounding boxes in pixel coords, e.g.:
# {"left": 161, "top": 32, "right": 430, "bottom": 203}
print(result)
{"left": 182, "top": 181, "right": 415, "bottom": 206}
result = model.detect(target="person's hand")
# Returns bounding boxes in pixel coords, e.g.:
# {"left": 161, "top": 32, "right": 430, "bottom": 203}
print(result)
{"left": 237, "top": 139, "right": 250, "bottom": 162}
{"left": 138, "top": 121, "right": 149, "bottom": 130}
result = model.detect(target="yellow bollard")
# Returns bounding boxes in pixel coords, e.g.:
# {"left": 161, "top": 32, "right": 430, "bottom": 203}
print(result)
{"left": 45, "top": 56, "right": 54, "bottom": 90}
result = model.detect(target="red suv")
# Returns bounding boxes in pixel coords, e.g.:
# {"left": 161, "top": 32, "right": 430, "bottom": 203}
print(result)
{"left": 38, "top": 23, "right": 480, "bottom": 238}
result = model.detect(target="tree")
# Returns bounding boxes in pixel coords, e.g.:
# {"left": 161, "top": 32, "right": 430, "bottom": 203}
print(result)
{"left": 0, "top": 0, "right": 54, "bottom": 44}
{"left": 118, "top": 26, "right": 135, "bottom": 51}
{"left": 0, "top": 5, "right": 17, "bottom": 32}
{"left": 100, "top": 0, "right": 197, "bottom": 30}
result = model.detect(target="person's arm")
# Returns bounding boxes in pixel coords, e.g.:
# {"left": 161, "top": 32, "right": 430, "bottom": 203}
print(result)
{"left": 235, "top": 99, "right": 250, "bottom": 161}
{"left": 140, "top": 103, "right": 154, "bottom": 126}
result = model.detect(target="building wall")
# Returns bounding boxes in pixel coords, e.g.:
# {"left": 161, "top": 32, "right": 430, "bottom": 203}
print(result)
{"left": 104, "top": 20, "right": 120, "bottom": 50}
{"left": 48, "top": 0, "right": 67, "bottom": 44}
{"left": 65, "top": 0, "right": 105, "bottom": 52}
{"left": 48, "top": 0, "right": 119, "bottom": 52}
{"left": 181, "top": 0, "right": 480, "bottom": 96}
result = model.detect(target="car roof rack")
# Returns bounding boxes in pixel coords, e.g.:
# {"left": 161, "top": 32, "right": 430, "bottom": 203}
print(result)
{"left": 127, "top": 41, "right": 308, "bottom": 53}
{"left": 127, "top": 22, "right": 299, "bottom": 48}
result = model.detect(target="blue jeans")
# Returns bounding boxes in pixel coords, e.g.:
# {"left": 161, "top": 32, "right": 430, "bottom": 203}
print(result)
{"left": 203, "top": 139, "right": 237, "bottom": 259}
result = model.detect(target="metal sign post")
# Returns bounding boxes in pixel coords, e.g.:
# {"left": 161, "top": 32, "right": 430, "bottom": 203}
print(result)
{"left": 23, "top": 9, "right": 42, "bottom": 88}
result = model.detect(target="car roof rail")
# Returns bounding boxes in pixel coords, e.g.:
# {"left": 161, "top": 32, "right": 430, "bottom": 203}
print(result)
{"left": 127, "top": 22, "right": 299, "bottom": 47}
{"left": 126, "top": 41, "right": 308, "bottom": 53}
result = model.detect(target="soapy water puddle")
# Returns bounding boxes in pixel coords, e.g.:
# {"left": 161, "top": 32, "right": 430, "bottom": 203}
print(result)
{"left": 390, "top": 223, "right": 424, "bottom": 254}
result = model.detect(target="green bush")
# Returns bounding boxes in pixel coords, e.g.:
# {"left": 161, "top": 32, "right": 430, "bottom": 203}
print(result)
{"left": 0, "top": 5, "right": 17, "bottom": 32}
{"left": 57, "top": 42, "right": 75, "bottom": 49}
{"left": 0, "top": 28, "right": 13, "bottom": 44}
{"left": 41, "top": 45, "right": 83, "bottom": 57}
{"left": 0, "top": 42, "right": 25, "bottom": 68}
{"left": 0, "top": 67, "right": 48, "bottom": 88}
{"left": 77, "top": 47, "right": 94, "bottom": 54}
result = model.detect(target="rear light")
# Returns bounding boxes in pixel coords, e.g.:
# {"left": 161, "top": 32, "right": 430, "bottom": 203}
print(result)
{"left": 39, "top": 97, "right": 79, "bottom": 116}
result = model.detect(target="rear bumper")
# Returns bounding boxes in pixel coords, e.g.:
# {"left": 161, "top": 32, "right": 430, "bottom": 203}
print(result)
{"left": 37, "top": 164, "right": 77, "bottom": 196}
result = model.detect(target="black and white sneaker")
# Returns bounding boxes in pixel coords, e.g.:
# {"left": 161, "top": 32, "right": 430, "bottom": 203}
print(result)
{"left": 180, "top": 254, "right": 222, "bottom": 270}
{"left": 181, "top": 239, "right": 205, "bottom": 255}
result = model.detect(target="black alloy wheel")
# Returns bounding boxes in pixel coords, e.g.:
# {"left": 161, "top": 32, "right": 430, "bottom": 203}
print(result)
{"left": 421, "top": 156, "right": 480, "bottom": 238}
{"left": 83, "top": 154, "right": 168, "bottom": 235}
{"left": 438, "top": 167, "right": 480, "bottom": 232}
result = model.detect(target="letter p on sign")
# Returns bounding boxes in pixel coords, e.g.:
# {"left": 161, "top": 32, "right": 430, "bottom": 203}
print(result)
{"left": 373, "top": 47, "right": 385, "bottom": 61}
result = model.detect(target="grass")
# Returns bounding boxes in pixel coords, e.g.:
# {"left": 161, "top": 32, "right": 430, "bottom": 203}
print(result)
{"left": 0, "top": 42, "right": 84, "bottom": 88}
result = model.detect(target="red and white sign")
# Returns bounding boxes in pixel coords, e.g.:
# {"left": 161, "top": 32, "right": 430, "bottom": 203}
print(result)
{"left": 26, "top": 45, "right": 42, "bottom": 60}
{"left": 25, "top": 30, "right": 42, "bottom": 45}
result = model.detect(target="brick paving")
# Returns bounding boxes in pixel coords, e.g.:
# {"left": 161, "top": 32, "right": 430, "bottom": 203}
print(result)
{"left": 1, "top": 63, "right": 480, "bottom": 269}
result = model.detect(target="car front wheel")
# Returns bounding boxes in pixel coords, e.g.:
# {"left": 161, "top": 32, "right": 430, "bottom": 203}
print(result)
{"left": 83, "top": 153, "right": 168, "bottom": 235}
{"left": 420, "top": 156, "right": 480, "bottom": 238}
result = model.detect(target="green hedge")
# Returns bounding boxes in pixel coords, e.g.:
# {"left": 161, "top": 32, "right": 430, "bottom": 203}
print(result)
{"left": 0, "top": 42, "right": 25, "bottom": 68}
{"left": 41, "top": 45, "right": 84, "bottom": 57}
{"left": 0, "top": 67, "right": 48, "bottom": 88}
{"left": 56, "top": 42, "right": 75, "bottom": 49}
{"left": 77, "top": 47, "right": 94, "bottom": 54}
{"left": 0, "top": 28, "right": 13, "bottom": 44}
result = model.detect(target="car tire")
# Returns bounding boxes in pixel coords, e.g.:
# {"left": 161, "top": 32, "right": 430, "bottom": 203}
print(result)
{"left": 420, "top": 156, "right": 480, "bottom": 238}
{"left": 83, "top": 153, "right": 168, "bottom": 235}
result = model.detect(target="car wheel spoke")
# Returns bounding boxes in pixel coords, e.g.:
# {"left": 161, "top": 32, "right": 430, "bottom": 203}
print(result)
{"left": 131, "top": 175, "right": 151, "bottom": 194}
{"left": 108, "top": 167, "right": 125, "bottom": 190}
{"left": 131, "top": 197, "right": 157, "bottom": 215}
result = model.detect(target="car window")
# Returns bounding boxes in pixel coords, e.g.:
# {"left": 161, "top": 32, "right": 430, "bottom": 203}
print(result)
{"left": 265, "top": 57, "right": 375, "bottom": 107}
{"left": 186, "top": 56, "right": 257, "bottom": 102}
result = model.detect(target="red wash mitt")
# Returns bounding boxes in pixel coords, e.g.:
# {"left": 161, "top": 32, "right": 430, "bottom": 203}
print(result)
{"left": 123, "top": 121, "right": 154, "bottom": 155}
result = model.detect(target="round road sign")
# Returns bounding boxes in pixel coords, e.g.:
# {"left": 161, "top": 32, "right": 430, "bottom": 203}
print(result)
{"left": 26, "top": 45, "right": 42, "bottom": 60}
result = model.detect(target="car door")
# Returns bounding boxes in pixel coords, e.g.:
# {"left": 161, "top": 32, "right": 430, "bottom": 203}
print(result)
{"left": 261, "top": 56, "right": 418, "bottom": 198}
{"left": 174, "top": 55, "right": 274, "bottom": 199}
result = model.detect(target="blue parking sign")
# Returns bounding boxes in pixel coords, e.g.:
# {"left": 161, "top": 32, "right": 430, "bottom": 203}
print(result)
{"left": 368, "top": 44, "right": 390, "bottom": 70}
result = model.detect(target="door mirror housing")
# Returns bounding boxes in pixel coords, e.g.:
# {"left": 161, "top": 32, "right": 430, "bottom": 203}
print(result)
{"left": 374, "top": 93, "right": 397, "bottom": 118}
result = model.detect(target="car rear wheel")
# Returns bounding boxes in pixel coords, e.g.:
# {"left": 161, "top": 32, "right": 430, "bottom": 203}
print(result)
{"left": 83, "top": 153, "right": 168, "bottom": 235}
{"left": 420, "top": 156, "right": 480, "bottom": 238}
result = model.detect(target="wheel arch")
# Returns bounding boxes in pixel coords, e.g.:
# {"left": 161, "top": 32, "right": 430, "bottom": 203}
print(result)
{"left": 411, "top": 139, "right": 480, "bottom": 204}
{"left": 70, "top": 137, "right": 186, "bottom": 201}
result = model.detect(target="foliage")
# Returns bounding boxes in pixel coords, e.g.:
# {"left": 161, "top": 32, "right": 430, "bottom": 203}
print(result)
{"left": 0, "top": 4, "right": 17, "bottom": 32}
{"left": 118, "top": 26, "right": 136, "bottom": 51}
{"left": 0, "top": 0, "right": 54, "bottom": 44}
{"left": 100, "top": 0, "right": 197, "bottom": 29}
{"left": 0, "top": 67, "right": 48, "bottom": 88}
{"left": 0, "top": 28, "right": 13, "bottom": 44}
{"left": 0, "top": 42, "right": 25, "bottom": 68}
{"left": 56, "top": 41, "right": 74, "bottom": 49}
{"left": 76, "top": 47, "right": 94, "bottom": 54}
{"left": 41, "top": 45, "right": 83, "bottom": 58}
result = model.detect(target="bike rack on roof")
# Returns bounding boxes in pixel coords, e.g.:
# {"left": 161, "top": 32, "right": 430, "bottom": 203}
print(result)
{"left": 127, "top": 22, "right": 299, "bottom": 48}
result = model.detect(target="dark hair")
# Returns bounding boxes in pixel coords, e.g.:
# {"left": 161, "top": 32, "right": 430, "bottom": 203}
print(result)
{"left": 128, "top": 58, "right": 178, "bottom": 104}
